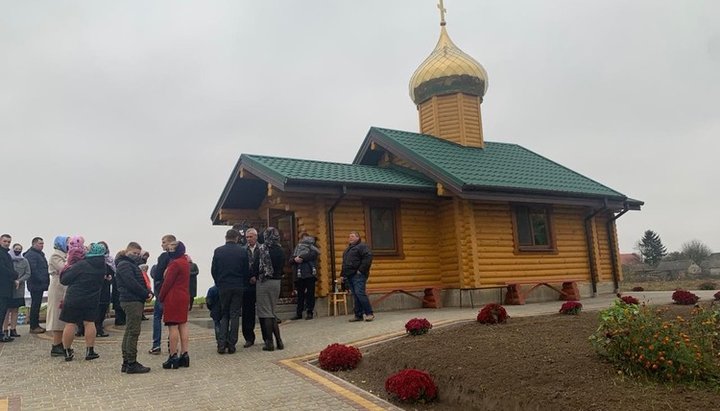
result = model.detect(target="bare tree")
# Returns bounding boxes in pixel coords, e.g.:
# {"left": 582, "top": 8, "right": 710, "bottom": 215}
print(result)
{"left": 680, "top": 239, "right": 712, "bottom": 263}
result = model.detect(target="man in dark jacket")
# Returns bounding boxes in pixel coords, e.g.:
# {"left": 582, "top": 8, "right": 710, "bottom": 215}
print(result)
{"left": 116, "top": 242, "right": 152, "bottom": 374}
{"left": 24, "top": 237, "right": 49, "bottom": 333}
{"left": 0, "top": 234, "right": 18, "bottom": 342}
{"left": 242, "top": 228, "right": 259, "bottom": 347}
{"left": 149, "top": 234, "right": 174, "bottom": 355}
{"left": 211, "top": 229, "right": 249, "bottom": 354}
{"left": 342, "top": 231, "right": 374, "bottom": 322}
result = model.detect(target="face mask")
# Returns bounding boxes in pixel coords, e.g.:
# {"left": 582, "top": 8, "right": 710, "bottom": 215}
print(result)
{"left": 14, "top": 250, "right": 21, "bottom": 256}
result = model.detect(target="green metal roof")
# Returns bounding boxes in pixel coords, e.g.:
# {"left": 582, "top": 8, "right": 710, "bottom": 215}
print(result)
{"left": 365, "top": 127, "right": 626, "bottom": 199}
{"left": 243, "top": 154, "right": 435, "bottom": 190}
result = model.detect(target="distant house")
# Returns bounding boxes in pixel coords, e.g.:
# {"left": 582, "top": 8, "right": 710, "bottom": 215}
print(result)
{"left": 620, "top": 253, "right": 642, "bottom": 266}
{"left": 211, "top": 12, "right": 642, "bottom": 307}
{"left": 700, "top": 253, "right": 720, "bottom": 277}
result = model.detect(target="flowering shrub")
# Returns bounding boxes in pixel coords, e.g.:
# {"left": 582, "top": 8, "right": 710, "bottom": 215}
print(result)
{"left": 559, "top": 301, "right": 583, "bottom": 315}
{"left": 385, "top": 369, "right": 437, "bottom": 403}
{"left": 590, "top": 301, "right": 720, "bottom": 382}
{"left": 620, "top": 295, "right": 640, "bottom": 305}
{"left": 672, "top": 290, "right": 700, "bottom": 305}
{"left": 405, "top": 318, "right": 432, "bottom": 336}
{"left": 714, "top": 291, "right": 720, "bottom": 301}
{"left": 476, "top": 303, "right": 508, "bottom": 324}
{"left": 318, "top": 343, "right": 362, "bottom": 372}
{"left": 631, "top": 286, "right": 645, "bottom": 292}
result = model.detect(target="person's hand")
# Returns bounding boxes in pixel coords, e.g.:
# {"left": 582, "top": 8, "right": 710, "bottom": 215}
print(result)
{"left": 294, "top": 256, "right": 303, "bottom": 264}
{"left": 249, "top": 276, "right": 257, "bottom": 285}
{"left": 14, "top": 280, "right": 19, "bottom": 289}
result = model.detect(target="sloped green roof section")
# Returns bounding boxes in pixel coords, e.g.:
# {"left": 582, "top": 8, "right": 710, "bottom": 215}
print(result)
{"left": 244, "top": 154, "right": 435, "bottom": 190}
{"left": 369, "top": 127, "right": 625, "bottom": 198}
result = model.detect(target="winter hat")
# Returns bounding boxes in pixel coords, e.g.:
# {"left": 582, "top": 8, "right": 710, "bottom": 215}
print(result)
{"left": 53, "top": 236, "right": 70, "bottom": 253}
{"left": 86, "top": 242, "right": 107, "bottom": 258}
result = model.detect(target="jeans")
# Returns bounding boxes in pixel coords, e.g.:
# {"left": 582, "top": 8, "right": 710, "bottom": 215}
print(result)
{"left": 347, "top": 274, "right": 373, "bottom": 318}
{"left": 151, "top": 299, "right": 163, "bottom": 349}
{"left": 120, "top": 301, "right": 144, "bottom": 363}
{"left": 241, "top": 286, "right": 256, "bottom": 344}
{"left": 295, "top": 277, "right": 316, "bottom": 316}
{"left": 218, "top": 287, "right": 244, "bottom": 349}
{"left": 29, "top": 289, "right": 44, "bottom": 328}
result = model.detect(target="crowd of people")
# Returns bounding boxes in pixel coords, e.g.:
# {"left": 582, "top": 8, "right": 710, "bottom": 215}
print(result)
{"left": 0, "top": 228, "right": 375, "bottom": 374}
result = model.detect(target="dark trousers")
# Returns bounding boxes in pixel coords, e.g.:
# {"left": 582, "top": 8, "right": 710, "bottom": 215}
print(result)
{"left": 29, "top": 289, "right": 44, "bottom": 328}
{"left": 242, "top": 286, "right": 256, "bottom": 344}
{"left": 295, "top": 277, "right": 316, "bottom": 316}
{"left": 218, "top": 287, "right": 244, "bottom": 349}
{"left": 120, "top": 301, "right": 144, "bottom": 363}
{"left": 0, "top": 297, "right": 8, "bottom": 333}
{"left": 347, "top": 274, "right": 373, "bottom": 318}
{"left": 96, "top": 303, "right": 109, "bottom": 332}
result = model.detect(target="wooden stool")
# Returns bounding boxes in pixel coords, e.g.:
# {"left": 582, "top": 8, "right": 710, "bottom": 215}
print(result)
{"left": 327, "top": 292, "right": 348, "bottom": 316}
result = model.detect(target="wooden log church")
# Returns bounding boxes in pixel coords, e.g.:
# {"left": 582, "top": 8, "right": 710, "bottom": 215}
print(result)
{"left": 211, "top": 3, "right": 642, "bottom": 311}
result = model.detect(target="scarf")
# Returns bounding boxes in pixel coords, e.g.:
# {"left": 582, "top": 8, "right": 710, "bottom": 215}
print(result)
{"left": 169, "top": 241, "right": 186, "bottom": 260}
{"left": 258, "top": 227, "right": 280, "bottom": 282}
{"left": 53, "top": 235, "right": 69, "bottom": 253}
{"left": 8, "top": 249, "right": 24, "bottom": 262}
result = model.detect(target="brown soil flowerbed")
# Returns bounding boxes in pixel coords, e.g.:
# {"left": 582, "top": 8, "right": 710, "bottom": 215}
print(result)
{"left": 337, "top": 305, "right": 719, "bottom": 411}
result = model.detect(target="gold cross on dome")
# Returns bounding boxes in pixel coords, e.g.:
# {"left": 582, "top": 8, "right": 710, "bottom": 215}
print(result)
{"left": 437, "top": 0, "right": 447, "bottom": 26}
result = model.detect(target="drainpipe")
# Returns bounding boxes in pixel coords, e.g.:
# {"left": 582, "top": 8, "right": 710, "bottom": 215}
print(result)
{"left": 607, "top": 203, "right": 630, "bottom": 294}
{"left": 327, "top": 185, "right": 347, "bottom": 293}
{"left": 584, "top": 200, "right": 608, "bottom": 297}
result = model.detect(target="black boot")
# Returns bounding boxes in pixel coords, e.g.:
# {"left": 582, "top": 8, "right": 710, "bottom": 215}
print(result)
{"left": 272, "top": 318, "right": 284, "bottom": 350}
{"left": 179, "top": 352, "right": 190, "bottom": 368}
{"left": 162, "top": 353, "right": 179, "bottom": 369}
{"left": 126, "top": 361, "right": 151, "bottom": 374}
{"left": 121, "top": 360, "right": 128, "bottom": 373}
{"left": 9, "top": 329, "right": 20, "bottom": 337}
{"left": 85, "top": 347, "right": 99, "bottom": 360}
{"left": 260, "top": 318, "right": 274, "bottom": 351}
{"left": 64, "top": 347, "right": 74, "bottom": 362}
{"left": 51, "top": 343, "right": 65, "bottom": 357}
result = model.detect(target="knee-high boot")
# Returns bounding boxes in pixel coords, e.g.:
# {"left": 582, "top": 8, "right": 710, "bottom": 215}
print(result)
{"left": 271, "top": 318, "right": 284, "bottom": 350}
{"left": 260, "top": 318, "right": 274, "bottom": 351}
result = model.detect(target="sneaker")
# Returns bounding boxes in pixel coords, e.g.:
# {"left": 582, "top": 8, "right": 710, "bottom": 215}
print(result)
{"left": 121, "top": 361, "right": 128, "bottom": 373}
{"left": 148, "top": 346, "right": 161, "bottom": 355}
{"left": 51, "top": 344, "right": 65, "bottom": 356}
{"left": 364, "top": 314, "right": 375, "bottom": 322}
{"left": 348, "top": 317, "right": 364, "bottom": 322}
{"left": 126, "top": 361, "right": 151, "bottom": 374}
{"left": 96, "top": 331, "right": 110, "bottom": 338}
{"left": 29, "top": 327, "right": 46, "bottom": 334}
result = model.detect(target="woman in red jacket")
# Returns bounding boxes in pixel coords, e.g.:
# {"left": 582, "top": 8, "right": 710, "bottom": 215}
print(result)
{"left": 158, "top": 241, "right": 190, "bottom": 369}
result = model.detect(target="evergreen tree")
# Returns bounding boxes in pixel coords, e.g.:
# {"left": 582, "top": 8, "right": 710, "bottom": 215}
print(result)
{"left": 636, "top": 230, "right": 667, "bottom": 267}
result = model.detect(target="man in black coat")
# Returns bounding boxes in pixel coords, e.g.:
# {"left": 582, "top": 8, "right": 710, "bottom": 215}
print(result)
{"left": 149, "top": 234, "right": 174, "bottom": 355}
{"left": 342, "top": 231, "right": 374, "bottom": 322}
{"left": 211, "top": 229, "right": 249, "bottom": 354}
{"left": 242, "top": 228, "right": 259, "bottom": 348}
{"left": 24, "top": 237, "right": 49, "bottom": 333}
{"left": 0, "top": 234, "right": 18, "bottom": 342}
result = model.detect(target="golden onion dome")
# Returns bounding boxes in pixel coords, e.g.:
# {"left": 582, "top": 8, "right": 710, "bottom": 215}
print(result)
{"left": 409, "top": 25, "right": 488, "bottom": 105}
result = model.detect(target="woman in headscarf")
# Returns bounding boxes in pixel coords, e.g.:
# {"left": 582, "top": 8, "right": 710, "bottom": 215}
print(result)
{"left": 158, "top": 241, "right": 191, "bottom": 369}
{"left": 256, "top": 227, "right": 285, "bottom": 351}
{"left": 46, "top": 235, "right": 69, "bottom": 357}
{"left": 4, "top": 243, "right": 30, "bottom": 339}
{"left": 59, "top": 242, "right": 109, "bottom": 361}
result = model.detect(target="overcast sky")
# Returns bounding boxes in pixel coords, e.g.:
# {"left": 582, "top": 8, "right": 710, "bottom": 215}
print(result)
{"left": 2, "top": 0, "right": 719, "bottom": 294}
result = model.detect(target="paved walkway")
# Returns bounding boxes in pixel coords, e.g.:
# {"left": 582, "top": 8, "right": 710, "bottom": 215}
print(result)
{"left": 0, "top": 291, "right": 715, "bottom": 410}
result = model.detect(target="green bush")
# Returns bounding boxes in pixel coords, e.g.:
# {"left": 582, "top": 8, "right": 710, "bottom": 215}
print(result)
{"left": 590, "top": 301, "right": 720, "bottom": 383}
{"left": 698, "top": 282, "right": 716, "bottom": 291}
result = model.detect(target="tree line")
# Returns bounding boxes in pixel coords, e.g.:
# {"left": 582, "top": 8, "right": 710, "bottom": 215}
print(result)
{"left": 636, "top": 230, "right": 713, "bottom": 267}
